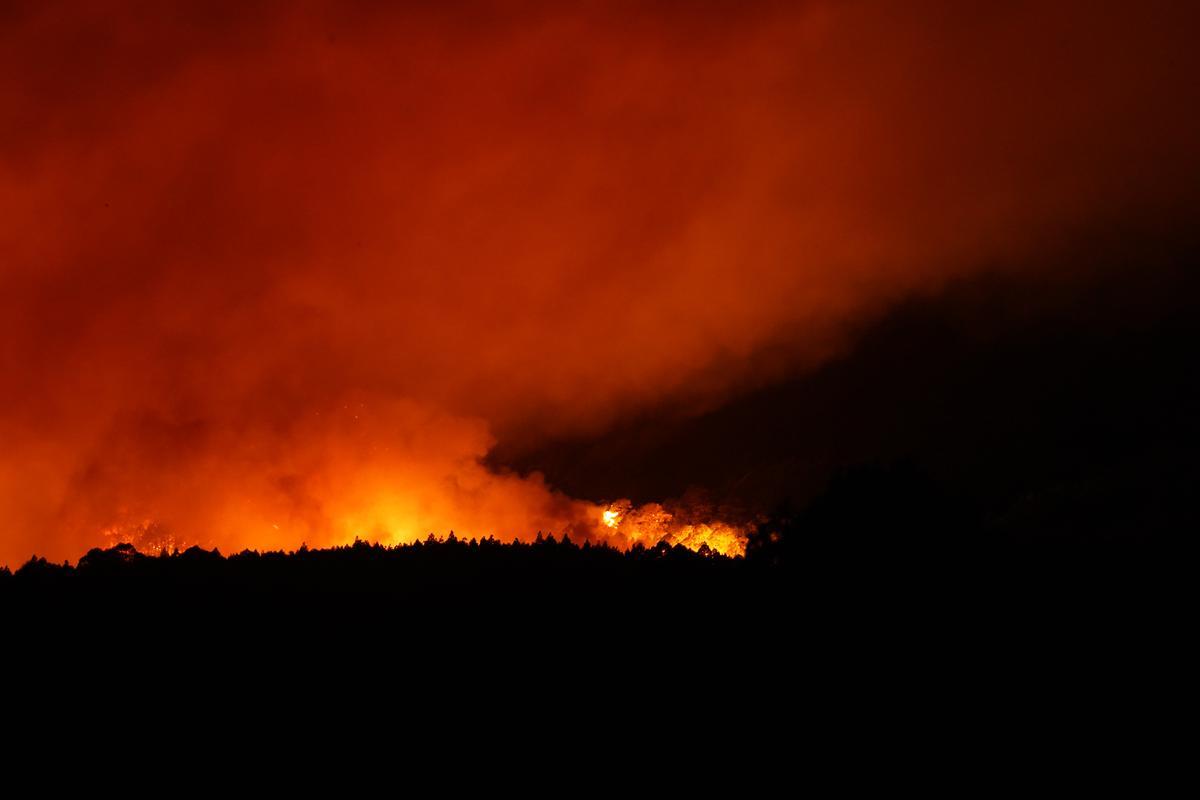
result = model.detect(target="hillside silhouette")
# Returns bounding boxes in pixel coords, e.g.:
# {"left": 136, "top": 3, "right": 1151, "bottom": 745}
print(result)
{"left": 4, "top": 533, "right": 762, "bottom": 612}
{"left": 4, "top": 467, "right": 1184, "bottom": 637}
{"left": 3, "top": 476, "right": 1186, "bottom": 730}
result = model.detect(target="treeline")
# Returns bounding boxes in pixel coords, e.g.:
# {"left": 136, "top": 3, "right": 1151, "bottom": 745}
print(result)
{"left": 3, "top": 469, "right": 1185, "bottom": 712}
{"left": 0, "top": 534, "right": 795, "bottom": 701}
{"left": 2, "top": 531, "right": 743, "bottom": 592}
{"left": 0, "top": 532, "right": 786, "bottom": 636}
{"left": 3, "top": 458, "right": 1189, "bottom": 613}
{"left": 2, "top": 461, "right": 1189, "bottom": 640}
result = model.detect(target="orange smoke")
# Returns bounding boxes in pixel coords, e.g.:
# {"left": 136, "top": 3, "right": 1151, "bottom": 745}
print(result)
{"left": 69, "top": 395, "right": 751, "bottom": 558}
{"left": 1, "top": 2, "right": 1197, "bottom": 565}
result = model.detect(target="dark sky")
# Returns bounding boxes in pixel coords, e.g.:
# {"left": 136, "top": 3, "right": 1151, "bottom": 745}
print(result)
{"left": 2, "top": 1, "right": 1198, "bottom": 563}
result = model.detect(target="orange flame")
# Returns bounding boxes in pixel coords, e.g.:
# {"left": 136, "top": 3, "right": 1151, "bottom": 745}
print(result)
{"left": 84, "top": 498, "right": 748, "bottom": 563}
{"left": 594, "top": 500, "right": 748, "bottom": 557}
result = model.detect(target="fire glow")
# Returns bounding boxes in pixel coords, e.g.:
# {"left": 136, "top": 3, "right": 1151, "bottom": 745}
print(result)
{"left": 97, "top": 502, "right": 749, "bottom": 560}
{"left": 597, "top": 501, "right": 747, "bottom": 557}
{"left": 2, "top": 2, "right": 1197, "bottom": 567}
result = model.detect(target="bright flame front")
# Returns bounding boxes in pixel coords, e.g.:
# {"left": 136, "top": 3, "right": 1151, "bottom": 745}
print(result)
{"left": 595, "top": 500, "right": 748, "bottom": 557}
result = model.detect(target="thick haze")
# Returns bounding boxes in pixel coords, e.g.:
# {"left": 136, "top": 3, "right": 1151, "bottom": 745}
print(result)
{"left": 2, "top": 1, "right": 1198, "bottom": 564}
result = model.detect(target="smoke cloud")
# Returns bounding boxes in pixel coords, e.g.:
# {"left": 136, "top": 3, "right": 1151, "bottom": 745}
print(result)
{"left": 2, "top": 1, "right": 1197, "bottom": 563}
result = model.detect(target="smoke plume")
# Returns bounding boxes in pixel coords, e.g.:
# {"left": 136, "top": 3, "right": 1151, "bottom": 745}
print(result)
{"left": 2, "top": 1, "right": 1197, "bottom": 563}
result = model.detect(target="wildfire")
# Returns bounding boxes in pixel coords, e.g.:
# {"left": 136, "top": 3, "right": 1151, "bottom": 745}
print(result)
{"left": 596, "top": 500, "right": 748, "bottom": 557}
{"left": 100, "top": 518, "right": 181, "bottom": 555}
{"left": 85, "top": 499, "right": 748, "bottom": 565}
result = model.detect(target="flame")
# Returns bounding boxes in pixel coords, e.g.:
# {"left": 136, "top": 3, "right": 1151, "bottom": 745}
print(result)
{"left": 100, "top": 518, "right": 182, "bottom": 556}
{"left": 85, "top": 498, "right": 748, "bottom": 564}
{"left": 595, "top": 500, "right": 748, "bottom": 557}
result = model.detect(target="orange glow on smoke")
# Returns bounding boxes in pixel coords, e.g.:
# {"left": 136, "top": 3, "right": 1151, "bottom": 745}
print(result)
{"left": 1, "top": 2, "right": 1198, "bottom": 565}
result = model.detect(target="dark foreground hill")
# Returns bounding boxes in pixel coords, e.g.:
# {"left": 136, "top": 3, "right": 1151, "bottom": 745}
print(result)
{"left": 3, "top": 534, "right": 777, "bottom": 627}
{"left": 1, "top": 522, "right": 1187, "bottom": 751}
{"left": 2, "top": 536, "right": 797, "bottom": 705}
{"left": 3, "top": 517, "right": 1185, "bottom": 647}
{"left": 2, "top": 535, "right": 792, "bottom": 666}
